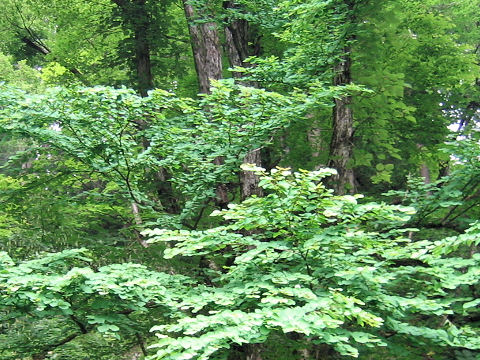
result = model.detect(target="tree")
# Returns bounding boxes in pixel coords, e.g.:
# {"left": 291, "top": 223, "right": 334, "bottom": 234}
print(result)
{"left": 3, "top": 166, "right": 480, "bottom": 359}
{"left": 222, "top": 1, "right": 266, "bottom": 201}
{"left": 111, "top": 0, "right": 155, "bottom": 97}
{"left": 0, "top": 80, "right": 317, "bottom": 231}
{"left": 0, "top": 0, "right": 194, "bottom": 94}
{"left": 0, "top": 249, "right": 193, "bottom": 359}
{"left": 230, "top": 0, "right": 365, "bottom": 193}
{"left": 238, "top": 0, "right": 477, "bottom": 191}
{"left": 182, "top": 0, "right": 223, "bottom": 95}
{"left": 0, "top": 80, "right": 326, "bottom": 359}
{"left": 182, "top": 0, "right": 269, "bottom": 202}
{"left": 144, "top": 166, "right": 480, "bottom": 359}
{"left": 0, "top": 0, "right": 89, "bottom": 84}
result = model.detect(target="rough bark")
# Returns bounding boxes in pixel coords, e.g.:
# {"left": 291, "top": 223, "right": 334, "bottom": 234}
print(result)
{"left": 240, "top": 148, "right": 263, "bottom": 200}
{"left": 182, "top": 0, "right": 223, "bottom": 94}
{"left": 223, "top": 1, "right": 255, "bottom": 80}
{"left": 213, "top": 156, "right": 230, "bottom": 208}
{"left": 328, "top": 46, "right": 355, "bottom": 195}
{"left": 222, "top": 3, "right": 263, "bottom": 199}
{"left": 244, "top": 344, "right": 263, "bottom": 360}
{"left": 182, "top": 1, "right": 229, "bottom": 206}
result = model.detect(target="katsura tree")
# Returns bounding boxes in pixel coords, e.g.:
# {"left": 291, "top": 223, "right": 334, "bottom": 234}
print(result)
{"left": 2, "top": 167, "right": 480, "bottom": 359}
{"left": 181, "top": 0, "right": 274, "bottom": 201}
{"left": 0, "top": 80, "right": 333, "bottom": 251}
{"left": 141, "top": 166, "right": 480, "bottom": 359}
{"left": 238, "top": 0, "right": 371, "bottom": 193}
{"left": 0, "top": 249, "right": 195, "bottom": 359}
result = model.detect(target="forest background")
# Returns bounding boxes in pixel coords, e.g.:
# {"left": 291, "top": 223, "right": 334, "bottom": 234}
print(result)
{"left": 1, "top": 0, "right": 480, "bottom": 359}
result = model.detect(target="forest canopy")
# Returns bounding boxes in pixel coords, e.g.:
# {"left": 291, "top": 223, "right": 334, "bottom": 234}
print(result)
{"left": 0, "top": 0, "right": 480, "bottom": 359}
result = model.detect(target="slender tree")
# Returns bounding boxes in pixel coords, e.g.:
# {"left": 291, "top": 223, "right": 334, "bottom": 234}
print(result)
{"left": 329, "top": 43, "right": 355, "bottom": 194}
{"left": 111, "top": 0, "right": 154, "bottom": 97}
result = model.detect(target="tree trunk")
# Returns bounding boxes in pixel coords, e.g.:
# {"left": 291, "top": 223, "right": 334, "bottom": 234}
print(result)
{"left": 110, "top": 0, "right": 156, "bottom": 243}
{"left": 131, "top": 201, "right": 149, "bottom": 247}
{"left": 223, "top": 4, "right": 263, "bottom": 199}
{"left": 420, "top": 163, "right": 431, "bottom": 185}
{"left": 182, "top": 0, "right": 223, "bottom": 94}
{"left": 213, "top": 156, "right": 230, "bottom": 208}
{"left": 111, "top": 0, "right": 154, "bottom": 97}
{"left": 133, "top": 4, "right": 154, "bottom": 97}
{"left": 307, "top": 118, "right": 328, "bottom": 170}
{"left": 328, "top": 46, "right": 355, "bottom": 195}
{"left": 183, "top": 0, "right": 230, "bottom": 206}
{"left": 223, "top": 1, "right": 259, "bottom": 81}
{"left": 245, "top": 344, "right": 263, "bottom": 360}
{"left": 240, "top": 149, "right": 263, "bottom": 200}
{"left": 416, "top": 144, "right": 431, "bottom": 186}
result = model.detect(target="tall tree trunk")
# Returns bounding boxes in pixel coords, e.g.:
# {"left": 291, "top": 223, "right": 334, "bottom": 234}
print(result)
{"left": 133, "top": 0, "right": 154, "bottom": 97}
{"left": 111, "top": 0, "right": 154, "bottom": 97}
{"left": 213, "top": 156, "right": 230, "bottom": 208}
{"left": 416, "top": 144, "right": 431, "bottom": 186}
{"left": 420, "top": 163, "right": 431, "bottom": 185}
{"left": 328, "top": 0, "right": 357, "bottom": 195}
{"left": 245, "top": 344, "right": 263, "bottom": 360}
{"left": 131, "top": 201, "right": 149, "bottom": 247}
{"left": 111, "top": 0, "right": 155, "bottom": 240}
{"left": 182, "top": 0, "right": 223, "bottom": 94}
{"left": 223, "top": 2, "right": 263, "bottom": 199}
{"left": 328, "top": 46, "right": 355, "bottom": 195}
{"left": 223, "top": 1, "right": 257, "bottom": 80}
{"left": 240, "top": 148, "right": 263, "bottom": 200}
{"left": 183, "top": 0, "right": 227, "bottom": 205}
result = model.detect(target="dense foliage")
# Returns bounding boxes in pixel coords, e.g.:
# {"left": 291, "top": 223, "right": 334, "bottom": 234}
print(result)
{"left": 0, "top": 0, "right": 480, "bottom": 359}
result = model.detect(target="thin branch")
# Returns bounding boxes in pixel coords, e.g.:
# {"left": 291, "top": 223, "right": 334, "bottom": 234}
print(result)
{"left": 70, "top": 314, "right": 88, "bottom": 334}
{"left": 192, "top": 200, "right": 210, "bottom": 230}
{"left": 135, "top": 333, "right": 148, "bottom": 356}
